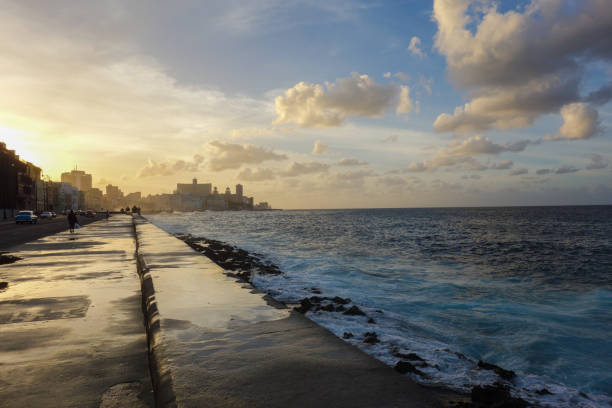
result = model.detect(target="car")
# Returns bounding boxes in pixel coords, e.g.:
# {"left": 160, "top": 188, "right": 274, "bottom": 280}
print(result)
{"left": 39, "top": 211, "right": 53, "bottom": 219}
{"left": 15, "top": 211, "right": 38, "bottom": 224}
{"left": 51, "top": 211, "right": 57, "bottom": 218}
{"left": 85, "top": 210, "right": 96, "bottom": 217}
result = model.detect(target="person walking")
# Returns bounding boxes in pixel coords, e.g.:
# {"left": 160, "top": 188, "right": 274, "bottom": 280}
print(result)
{"left": 68, "top": 210, "right": 78, "bottom": 233}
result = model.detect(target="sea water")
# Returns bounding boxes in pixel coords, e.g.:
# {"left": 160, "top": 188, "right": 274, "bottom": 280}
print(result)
{"left": 147, "top": 206, "right": 612, "bottom": 407}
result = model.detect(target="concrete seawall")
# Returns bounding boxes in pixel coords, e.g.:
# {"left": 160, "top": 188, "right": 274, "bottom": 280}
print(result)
{"left": 133, "top": 217, "right": 457, "bottom": 408}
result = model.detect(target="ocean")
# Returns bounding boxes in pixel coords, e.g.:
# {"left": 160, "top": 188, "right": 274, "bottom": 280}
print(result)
{"left": 147, "top": 206, "right": 612, "bottom": 407}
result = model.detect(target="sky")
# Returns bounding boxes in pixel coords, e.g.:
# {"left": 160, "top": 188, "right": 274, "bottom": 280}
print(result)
{"left": 1, "top": 0, "right": 611, "bottom": 209}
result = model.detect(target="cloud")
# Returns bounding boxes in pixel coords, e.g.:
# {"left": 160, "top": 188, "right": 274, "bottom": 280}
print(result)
{"left": 274, "top": 72, "right": 411, "bottom": 127}
{"left": 396, "top": 86, "right": 413, "bottom": 115}
{"left": 206, "top": 140, "right": 287, "bottom": 171}
{"left": 382, "top": 134, "right": 399, "bottom": 143}
{"left": 586, "top": 154, "right": 609, "bottom": 170}
{"left": 138, "top": 154, "right": 204, "bottom": 177}
{"left": 555, "top": 165, "right": 580, "bottom": 174}
{"left": 509, "top": 168, "right": 528, "bottom": 176}
{"left": 490, "top": 160, "right": 513, "bottom": 170}
{"left": 536, "top": 169, "right": 551, "bottom": 175}
{"left": 378, "top": 175, "right": 408, "bottom": 186}
{"left": 432, "top": 0, "right": 612, "bottom": 133}
{"left": 547, "top": 103, "right": 602, "bottom": 141}
{"left": 237, "top": 167, "right": 277, "bottom": 181}
{"left": 282, "top": 161, "right": 330, "bottom": 177}
{"left": 338, "top": 157, "right": 368, "bottom": 166}
{"left": 312, "top": 140, "right": 329, "bottom": 154}
{"left": 585, "top": 83, "right": 612, "bottom": 106}
{"left": 328, "top": 169, "right": 376, "bottom": 189}
{"left": 408, "top": 36, "right": 425, "bottom": 57}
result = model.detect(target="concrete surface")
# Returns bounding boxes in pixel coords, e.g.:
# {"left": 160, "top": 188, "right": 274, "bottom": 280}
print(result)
{"left": 0, "top": 215, "right": 153, "bottom": 407}
{"left": 135, "top": 217, "right": 457, "bottom": 408}
{"left": 0, "top": 214, "right": 103, "bottom": 251}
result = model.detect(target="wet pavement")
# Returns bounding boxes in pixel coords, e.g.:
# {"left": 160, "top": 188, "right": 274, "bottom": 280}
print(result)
{"left": 135, "top": 217, "right": 455, "bottom": 408}
{"left": 0, "top": 215, "right": 153, "bottom": 407}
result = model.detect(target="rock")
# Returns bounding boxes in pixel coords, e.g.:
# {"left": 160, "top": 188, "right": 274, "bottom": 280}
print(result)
{"left": 394, "top": 361, "right": 429, "bottom": 378}
{"left": 470, "top": 383, "right": 528, "bottom": 408}
{"left": 343, "top": 332, "right": 354, "bottom": 339}
{"left": 363, "top": 332, "right": 380, "bottom": 344}
{"left": 294, "top": 298, "right": 313, "bottom": 313}
{"left": 320, "top": 304, "right": 335, "bottom": 312}
{"left": 393, "top": 351, "right": 425, "bottom": 362}
{"left": 478, "top": 360, "right": 516, "bottom": 381}
{"left": 343, "top": 305, "right": 366, "bottom": 316}
{"left": 367, "top": 318, "right": 376, "bottom": 324}
{"left": 0, "top": 254, "right": 22, "bottom": 265}
{"left": 332, "top": 296, "right": 351, "bottom": 305}
{"left": 311, "top": 288, "right": 322, "bottom": 294}
{"left": 335, "top": 305, "right": 346, "bottom": 312}
{"left": 535, "top": 388, "right": 553, "bottom": 395}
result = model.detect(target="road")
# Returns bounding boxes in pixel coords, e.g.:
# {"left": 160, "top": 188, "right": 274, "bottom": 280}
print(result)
{"left": 0, "top": 214, "right": 106, "bottom": 251}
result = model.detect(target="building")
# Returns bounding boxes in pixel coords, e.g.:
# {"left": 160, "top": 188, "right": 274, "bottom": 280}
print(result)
{"left": 58, "top": 182, "right": 78, "bottom": 211}
{"left": 84, "top": 188, "right": 104, "bottom": 210}
{"left": 16, "top": 161, "right": 41, "bottom": 211}
{"left": 176, "top": 178, "right": 211, "bottom": 196}
{"left": 125, "top": 192, "right": 142, "bottom": 206}
{"left": 61, "top": 168, "right": 92, "bottom": 191}
{"left": 235, "top": 184, "right": 243, "bottom": 198}
{"left": 0, "top": 142, "right": 25, "bottom": 218}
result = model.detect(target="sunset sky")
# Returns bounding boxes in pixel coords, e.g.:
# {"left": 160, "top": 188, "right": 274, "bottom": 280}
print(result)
{"left": 2, "top": 0, "right": 611, "bottom": 208}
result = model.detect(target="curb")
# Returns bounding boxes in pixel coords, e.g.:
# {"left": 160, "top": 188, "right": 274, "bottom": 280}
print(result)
{"left": 132, "top": 216, "right": 178, "bottom": 408}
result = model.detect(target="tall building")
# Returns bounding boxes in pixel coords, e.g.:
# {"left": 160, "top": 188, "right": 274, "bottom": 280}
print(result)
{"left": 1, "top": 142, "right": 26, "bottom": 217}
{"left": 61, "top": 168, "right": 92, "bottom": 191}
{"left": 235, "top": 184, "right": 243, "bottom": 198}
{"left": 176, "top": 178, "right": 212, "bottom": 195}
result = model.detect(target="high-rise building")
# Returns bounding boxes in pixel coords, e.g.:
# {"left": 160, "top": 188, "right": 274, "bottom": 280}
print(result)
{"left": 176, "top": 178, "right": 212, "bottom": 195}
{"left": 235, "top": 184, "right": 243, "bottom": 198}
{"left": 61, "top": 168, "right": 92, "bottom": 191}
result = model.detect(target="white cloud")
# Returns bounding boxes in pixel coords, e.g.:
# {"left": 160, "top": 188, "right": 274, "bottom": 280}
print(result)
{"left": 547, "top": 103, "right": 602, "bottom": 141}
{"left": 555, "top": 165, "right": 580, "bottom": 174}
{"left": 382, "top": 134, "right": 399, "bottom": 143}
{"left": 509, "top": 168, "right": 528, "bottom": 176}
{"left": 338, "top": 157, "right": 368, "bottom": 166}
{"left": 206, "top": 140, "right": 287, "bottom": 171}
{"left": 281, "top": 161, "right": 330, "bottom": 177}
{"left": 396, "top": 86, "right": 413, "bottom": 115}
{"left": 490, "top": 160, "right": 513, "bottom": 170}
{"left": 585, "top": 154, "right": 609, "bottom": 170}
{"left": 237, "top": 167, "right": 277, "bottom": 181}
{"left": 275, "top": 73, "right": 410, "bottom": 127}
{"left": 312, "top": 140, "right": 329, "bottom": 154}
{"left": 138, "top": 154, "right": 204, "bottom": 177}
{"left": 432, "top": 0, "right": 612, "bottom": 133}
{"left": 408, "top": 36, "right": 425, "bottom": 57}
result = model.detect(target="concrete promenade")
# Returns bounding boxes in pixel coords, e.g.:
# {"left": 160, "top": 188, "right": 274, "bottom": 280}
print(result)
{"left": 134, "top": 218, "right": 456, "bottom": 408}
{"left": 0, "top": 216, "right": 459, "bottom": 407}
{"left": 0, "top": 215, "right": 153, "bottom": 407}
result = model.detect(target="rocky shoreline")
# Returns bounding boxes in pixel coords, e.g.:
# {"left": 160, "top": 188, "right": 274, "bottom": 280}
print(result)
{"left": 176, "top": 233, "right": 534, "bottom": 408}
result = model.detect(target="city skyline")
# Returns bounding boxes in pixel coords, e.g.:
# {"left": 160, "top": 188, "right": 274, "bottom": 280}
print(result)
{"left": 1, "top": 1, "right": 611, "bottom": 209}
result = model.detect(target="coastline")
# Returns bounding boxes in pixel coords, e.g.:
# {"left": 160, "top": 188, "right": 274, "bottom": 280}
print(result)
{"left": 172, "top": 231, "right": 536, "bottom": 408}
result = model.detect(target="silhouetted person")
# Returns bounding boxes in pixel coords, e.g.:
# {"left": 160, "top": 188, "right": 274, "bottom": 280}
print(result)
{"left": 105, "top": 210, "right": 110, "bottom": 219}
{"left": 68, "top": 210, "right": 78, "bottom": 233}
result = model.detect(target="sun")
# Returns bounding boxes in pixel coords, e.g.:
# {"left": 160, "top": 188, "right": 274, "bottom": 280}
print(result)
{"left": 0, "top": 125, "right": 40, "bottom": 165}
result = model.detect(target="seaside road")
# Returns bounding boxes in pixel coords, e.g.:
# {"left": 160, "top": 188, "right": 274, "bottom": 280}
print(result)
{"left": 0, "top": 215, "right": 153, "bottom": 407}
{"left": 0, "top": 214, "right": 103, "bottom": 252}
{"left": 135, "top": 218, "right": 459, "bottom": 408}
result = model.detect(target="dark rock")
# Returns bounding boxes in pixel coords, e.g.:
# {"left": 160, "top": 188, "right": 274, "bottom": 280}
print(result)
{"left": 367, "top": 317, "right": 376, "bottom": 324}
{"left": 311, "top": 288, "right": 322, "bottom": 294}
{"left": 535, "top": 388, "right": 553, "bottom": 395}
{"left": 0, "top": 282, "right": 8, "bottom": 290}
{"left": 332, "top": 296, "right": 351, "bottom": 305}
{"left": 363, "top": 332, "right": 380, "bottom": 344}
{"left": 0, "top": 254, "right": 22, "bottom": 265}
{"left": 294, "top": 298, "right": 313, "bottom": 313}
{"left": 470, "top": 383, "right": 528, "bottom": 408}
{"left": 393, "top": 351, "right": 425, "bottom": 362}
{"left": 478, "top": 360, "right": 516, "bottom": 381}
{"left": 394, "top": 361, "right": 429, "bottom": 378}
{"left": 335, "top": 305, "right": 346, "bottom": 312}
{"left": 320, "top": 304, "right": 335, "bottom": 312}
{"left": 310, "top": 296, "right": 324, "bottom": 303}
{"left": 343, "top": 332, "right": 354, "bottom": 339}
{"left": 343, "top": 305, "right": 366, "bottom": 316}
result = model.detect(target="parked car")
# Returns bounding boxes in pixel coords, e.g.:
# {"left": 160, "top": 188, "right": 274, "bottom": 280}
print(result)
{"left": 16, "top": 211, "right": 38, "bottom": 224}
{"left": 39, "top": 211, "right": 53, "bottom": 219}
{"left": 51, "top": 211, "right": 57, "bottom": 218}
{"left": 85, "top": 210, "right": 96, "bottom": 217}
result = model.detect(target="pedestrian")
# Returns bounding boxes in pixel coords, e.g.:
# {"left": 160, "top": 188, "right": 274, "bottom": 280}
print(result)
{"left": 68, "top": 210, "right": 78, "bottom": 233}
